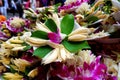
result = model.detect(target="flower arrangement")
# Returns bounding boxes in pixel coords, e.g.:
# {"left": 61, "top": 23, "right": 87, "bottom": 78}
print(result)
{"left": 0, "top": 0, "right": 120, "bottom": 80}
{"left": 0, "top": 17, "right": 31, "bottom": 41}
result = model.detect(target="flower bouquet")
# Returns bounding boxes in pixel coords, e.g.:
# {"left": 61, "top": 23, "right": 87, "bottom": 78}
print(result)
{"left": 0, "top": 0, "right": 120, "bottom": 80}
{"left": 59, "top": 0, "right": 120, "bottom": 67}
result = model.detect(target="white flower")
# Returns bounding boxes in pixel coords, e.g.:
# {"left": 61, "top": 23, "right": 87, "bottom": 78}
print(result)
{"left": 10, "top": 17, "right": 25, "bottom": 28}
{"left": 78, "top": 50, "right": 96, "bottom": 64}
{"left": 111, "top": 0, "right": 120, "bottom": 10}
{"left": 118, "top": 63, "right": 120, "bottom": 80}
{"left": 65, "top": 0, "right": 77, "bottom": 5}
{"left": 76, "top": 2, "right": 90, "bottom": 14}
{"left": 42, "top": 45, "right": 73, "bottom": 64}
{"left": 68, "top": 27, "right": 94, "bottom": 41}
{"left": 88, "top": 30, "right": 109, "bottom": 39}
{"left": 104, "top": 58, "right": 118, "bottom": 76}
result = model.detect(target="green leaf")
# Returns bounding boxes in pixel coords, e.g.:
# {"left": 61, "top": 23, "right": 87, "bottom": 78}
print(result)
{"left": 62, "top": 40, "right": 90, "bottom": 53}
{"left": 45, "top": 19, "right": 57, "bottom": 32}
{"left": 86, "top": 15, "right": 99, "bottom": 23}
{"left": 25, "top": 67, "right": 31, "bottom": 75}
{"left": 60, "top": 14, "right": 74, "bottom": 35}
{"left": 31, "top": 30, "right": 48, "bottom": 39}
{"left": 54, "top": 3, "right": 61, "bottom": 12}
{"left": 24, "top": 45, "right": 31, "bottom": 51}
{"left": 33, "top": 46, "right": 53, "bottom": 58}
{"left": 22, "top": 42, "right": 32, "bottom": 51}
{"left": 10, "top": 66, "right": 17, "bottom": 73}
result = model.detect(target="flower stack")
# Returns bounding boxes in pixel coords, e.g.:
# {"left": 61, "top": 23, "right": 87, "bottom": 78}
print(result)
{"left": 0, "top": 0, "right": 120, "bottom": 80}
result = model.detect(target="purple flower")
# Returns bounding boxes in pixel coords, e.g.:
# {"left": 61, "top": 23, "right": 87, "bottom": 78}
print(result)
{"left": 49, "top": 56, "right": 117, "bottom": 80}
{"left": 0, "top": 31, "right": 9, "bottom": 40}
{"left": 48, "top": 30, "right": 62, "bottom": 44}
{"left": 75, "top": 56, "right": 107, "bottom": 79}
{"left": 25, "top": 19, "right": 31, "bottom": 28}
{"left": 21, "top": 53, "right": 38, "bottom": 63}
{"left": 59, "top": 0, "right": 89, "bottom": 11}
{"left": 5, "top": 17, "right": 26, "bottom": 33}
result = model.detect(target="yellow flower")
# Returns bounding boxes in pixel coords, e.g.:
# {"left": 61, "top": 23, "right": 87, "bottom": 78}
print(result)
{"left": 0, "top": 45, "right": 13, "bottom": 57}
{"left": 0, "top": 57, "right": 10, "bottom": 65}
{"left": 28, "top": 68, "right": 38, "bottom": 78}
{"left": 13, "top": 59, "right": 30, "bottom": 72}
{"left": 0, "top": 37, "right": 26, "bottom": 52}
{"left": 3, "top": 73, "right": 23, "bottom": 80}
{"left": 0, "top": 66, "right": 6, "bottom": 73}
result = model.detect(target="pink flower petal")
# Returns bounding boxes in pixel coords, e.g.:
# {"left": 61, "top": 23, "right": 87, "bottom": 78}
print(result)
{"left": 48, "top": 32, "right": 62, "bottom": 44}
{"left": 59, "top": 0, "right": 89, "bottom": 11}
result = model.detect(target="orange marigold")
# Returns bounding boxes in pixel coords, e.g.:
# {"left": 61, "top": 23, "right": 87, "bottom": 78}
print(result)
{"left": 0, "top": 15, "right": 6, "bottom": 22}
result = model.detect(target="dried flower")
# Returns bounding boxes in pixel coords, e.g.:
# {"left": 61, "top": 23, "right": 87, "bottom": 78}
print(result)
{"left": 3, "top": 73, "right": 23, "bottom": 80}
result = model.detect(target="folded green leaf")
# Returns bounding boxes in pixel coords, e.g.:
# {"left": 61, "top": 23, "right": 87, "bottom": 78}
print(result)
{"left": 23, "top": 45, "right": 32, "bottom": 51}
{"left": 60, "top": 14, "right": 74, "bottom": 35}
{"left": 45, "top": 19, "right": 57, "bottom": 32}
{"left": 33, "top": 46, "right": 53, "bottom": 58}
{"left": 31, "top": 30, "right": 48, "bottom": 39}
{"left": 22, "top": 42, "right": 32, "bottom": 51}
{"left": 62, "top": 40, "right": 90, "bottom": 53}
{"left": 86, "top": 15, "right": 99, "bottom": 23}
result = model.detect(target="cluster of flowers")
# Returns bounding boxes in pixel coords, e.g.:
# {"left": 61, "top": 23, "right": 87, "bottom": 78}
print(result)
{"left": 0, "top": 0, "right": 120, "bottom": 80}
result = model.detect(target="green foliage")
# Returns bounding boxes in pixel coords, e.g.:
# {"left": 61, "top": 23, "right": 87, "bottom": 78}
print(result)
{"left": 62, "top": 40, "right": 90, "bottom": 53}
{"left": 31, "top": 30, "right": 48, "bottom": 39}
{"left": 33, "top": 46, "right": 53, "bottom": 58}
{"left": 103, "top": 0, "right": 112, "bottom": 14}
{"left": 60, "top": 14, "right": 74, "bottom": 35}
{"left": 54, "top": 3, "right": 61, "bottom": 12}
{"left": 22, "top": 42, "right": 32, "bottom": 51}
{"left": 86, "top": 15, "right": 99, "bottom": 23}
{"left": 45, "top": 19, "right": 57, "bottom": 32}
